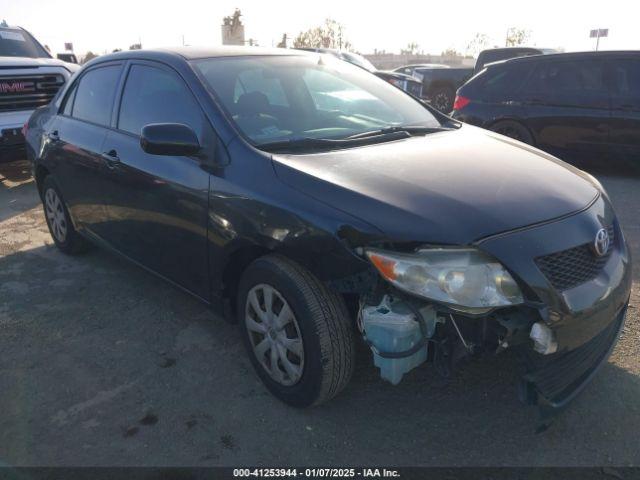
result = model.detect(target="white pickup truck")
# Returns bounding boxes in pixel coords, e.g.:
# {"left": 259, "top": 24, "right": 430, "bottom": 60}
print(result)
{"left": 1, "top": 24, "right": 79, "bottom": 161}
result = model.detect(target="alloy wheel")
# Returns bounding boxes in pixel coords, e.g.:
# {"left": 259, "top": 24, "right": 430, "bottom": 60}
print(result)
{"left": 45, "top": 188, "right": 67, "bottom": 243}
{"left": 434, "top": 92, "right": 451, "bottom": 111}
{"left": 245, "top": 284, "right": 304, "bottom": 386}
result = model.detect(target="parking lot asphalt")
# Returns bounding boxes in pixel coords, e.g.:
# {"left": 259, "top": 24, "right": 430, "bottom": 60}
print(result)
{"left": 0, "top": 159, "right": 638, "bottom": 467}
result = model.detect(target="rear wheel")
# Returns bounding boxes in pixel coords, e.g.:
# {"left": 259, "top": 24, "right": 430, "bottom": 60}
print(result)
{"left": 430, "top": 86, "right": 455, "bottom": 112}
{"left": 237, "top": 255, "right": 355, "bottom": 407}
{"left": 491, "top": 120, "right": 534, "bottom": 145}
{"left": 41, "top": 176, "right": 89, "bottom": 254}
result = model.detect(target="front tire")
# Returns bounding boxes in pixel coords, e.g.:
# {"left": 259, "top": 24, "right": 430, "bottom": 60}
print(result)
{"left": 237, "top": 255, "right": 355, "bottom": 407}
{"left": 41, "top": 176, "right": 89, "bottom": 254}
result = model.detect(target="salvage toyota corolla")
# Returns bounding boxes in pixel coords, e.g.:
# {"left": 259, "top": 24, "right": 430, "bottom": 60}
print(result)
{"left": 25, "top": 47, "right": 631, "bottom": 413}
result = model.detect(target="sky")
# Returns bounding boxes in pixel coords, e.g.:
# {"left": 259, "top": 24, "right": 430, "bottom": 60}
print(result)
{"left": 2, "top": 0, "right": 639, "bottom": 57}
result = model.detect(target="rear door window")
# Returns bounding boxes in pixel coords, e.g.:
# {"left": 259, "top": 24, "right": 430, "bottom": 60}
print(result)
{"left": 522, "top": 59, "right": 608, "bottom": 108}
{"left": 72, "top": 65, "right": 121, "bottom": 126}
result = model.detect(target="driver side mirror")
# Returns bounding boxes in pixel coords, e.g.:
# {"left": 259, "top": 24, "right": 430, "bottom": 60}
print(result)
{"left": 140, "top": 123, "right": 201, "bottom": 156}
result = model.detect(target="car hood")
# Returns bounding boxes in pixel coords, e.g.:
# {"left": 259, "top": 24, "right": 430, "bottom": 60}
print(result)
{"left": 271, "top": 126, "right": 599, "bottom": 245}
{"left": 0, "top": 56, "right": 78, "bottom": 72}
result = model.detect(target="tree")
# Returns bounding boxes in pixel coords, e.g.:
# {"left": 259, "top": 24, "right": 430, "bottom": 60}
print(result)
{"left": 83, "top": 51, "right": 98, "bottom": 64}
{"left": 293, "top": 18, "right": 352, "bottom": 50}
{"left": 129, "top": 43, "right": 142, "bottom": 50}
{"left": 505, "top": 27, "right": 531, "bottom": 47}
{"left": 400, "top": 42, "right": 420, "bottom": 55}
{"left": 441, "top": 48, "right": 462, "bottom": 58}
{"left": 466, "top": 33, "right": 490, "bottom": 57}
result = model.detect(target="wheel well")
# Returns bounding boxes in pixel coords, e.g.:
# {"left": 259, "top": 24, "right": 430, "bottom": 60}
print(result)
{"left": 221, "top": 245, "right": 271, "bottom": 316}
{"left": 489, "top": 119, "right": 536, "bottom": 145}
{"left": 34, "top": 165, "right": 50, "bottom": 198}
{"left": 427, "top": 81, "right": 455, "bottom": 94}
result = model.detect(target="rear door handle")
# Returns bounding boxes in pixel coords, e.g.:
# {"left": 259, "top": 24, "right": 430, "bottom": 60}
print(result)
{"left": 47, "top": 130, "right": 60, "bottom": 142}
{"left": 101, "top": 149, "right": 120, "bottom": 167}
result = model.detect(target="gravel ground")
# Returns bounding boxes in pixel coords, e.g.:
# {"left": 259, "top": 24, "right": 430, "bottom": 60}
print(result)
{"left": 0, "top": 159, "right": 638, "bottom": 467}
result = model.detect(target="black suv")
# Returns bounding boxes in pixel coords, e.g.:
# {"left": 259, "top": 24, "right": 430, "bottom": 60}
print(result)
{"left": 452, "top": 51, "right": 640, "bottom": 164}
{"left": 25, "top": 47, "right": 631, "bottom": 413}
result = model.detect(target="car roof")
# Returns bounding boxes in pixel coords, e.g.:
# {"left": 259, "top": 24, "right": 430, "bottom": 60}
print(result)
{"left": 494, "top": 50, "right": 640, "bottom": 66}
{"left": 89, "top": 46, "right": 307, "bottom": 65}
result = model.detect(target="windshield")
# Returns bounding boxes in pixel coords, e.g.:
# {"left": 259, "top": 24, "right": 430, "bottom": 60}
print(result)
{"left": 193, "top": 54, "right": 440, "bottom": 148}
{"left": 0, "top": 28, "right": 50, "bottom": 58}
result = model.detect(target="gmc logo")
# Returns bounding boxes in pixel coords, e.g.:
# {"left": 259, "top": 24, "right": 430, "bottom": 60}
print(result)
{"left": 0, "top": 81, "right": 36, "bottom": 94}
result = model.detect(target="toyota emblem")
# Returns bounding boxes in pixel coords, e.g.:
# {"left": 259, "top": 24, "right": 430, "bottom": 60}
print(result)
{"left": 593, "top": 228, "right": 610, "bottom": 257}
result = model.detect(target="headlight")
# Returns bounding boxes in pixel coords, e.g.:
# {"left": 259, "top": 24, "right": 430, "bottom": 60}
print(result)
{"left": 366, "top": 248, "right": 523, "bottom": 311}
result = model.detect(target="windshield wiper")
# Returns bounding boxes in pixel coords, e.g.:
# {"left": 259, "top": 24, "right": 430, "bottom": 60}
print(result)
{"left": 346, "top": 125, "right": 456, "bottom": 140}
{"left": 257, "top": 131, "right": 412, "bottom": 152}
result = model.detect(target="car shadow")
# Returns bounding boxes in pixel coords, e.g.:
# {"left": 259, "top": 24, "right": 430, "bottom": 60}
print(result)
{"left": 0, "top": 160, "right": 40, "bottom": 223}
{"left": 0, "top": 242, "right": 638, "bottom": 466}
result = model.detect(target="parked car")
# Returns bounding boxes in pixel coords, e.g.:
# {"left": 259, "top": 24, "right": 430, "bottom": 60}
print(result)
{"left": 0, "top": 24, "right": 79, "bottom": 161}
{"left": 56, "top": 53, "right": 79, "bottom": 64}
{"left": 474, "top": 47, "right": 557, "bottom": 74}
{"left": 409, "top": 65, "right": 474, "bottom": 112}
{"left": 452, "top": 51, "right": 640, "bottom": 163}
{"left": 295, "top": 47, "right": 423, "bottom": 99}
{"left": 393, "top": 63, "right": 450, "bottom": 77}
{"left": 25, "top": 47, "right": 631, "bottom": 415}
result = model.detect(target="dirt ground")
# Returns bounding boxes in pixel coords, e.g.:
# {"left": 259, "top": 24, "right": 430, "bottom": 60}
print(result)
{"left": 0, "top": 159, "right": 638, "bottom": 467}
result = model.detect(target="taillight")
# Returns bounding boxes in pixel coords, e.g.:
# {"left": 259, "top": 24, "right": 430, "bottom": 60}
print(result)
{"left": 453, "top": 95, "right": 470, "bottom": 111}
{"left": 21, "top": 122, "right": 29, "bottom": 137}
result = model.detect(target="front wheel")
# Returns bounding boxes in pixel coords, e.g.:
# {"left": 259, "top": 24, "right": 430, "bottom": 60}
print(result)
{"left": 237, "top": 255, "right": 355, "bottom": 407}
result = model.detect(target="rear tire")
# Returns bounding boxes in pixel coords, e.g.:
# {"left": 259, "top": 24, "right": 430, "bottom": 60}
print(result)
{"left": 237, "top": 254, "right": 355, "bottom": 407}
{"left": 491, "top": 120, "right": 534, "bottom": 145}
{"left": 41, "top": 176, "right": 90, "bottom": 255}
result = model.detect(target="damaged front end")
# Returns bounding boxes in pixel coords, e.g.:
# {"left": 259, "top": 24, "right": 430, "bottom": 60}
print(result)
{"left": 358, "top": 290, "right": 543, "bottom": 385}
{"left": 352, "top": 222, "right": 631, "bottom": 420}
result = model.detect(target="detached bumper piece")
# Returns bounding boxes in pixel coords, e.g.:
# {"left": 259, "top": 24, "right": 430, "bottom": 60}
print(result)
{"left": 520, "top": 307, "right": 626, "bottom": 412}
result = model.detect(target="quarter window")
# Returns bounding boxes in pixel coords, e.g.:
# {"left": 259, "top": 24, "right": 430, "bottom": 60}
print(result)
{"left": 118, "top": 64, "right": 203, "bottom": 136}
{"left": 72, "top": 65, "right": 121, "bottom": 126}
{"left": 611, "top": 59, "right": 640, "bottom": 96}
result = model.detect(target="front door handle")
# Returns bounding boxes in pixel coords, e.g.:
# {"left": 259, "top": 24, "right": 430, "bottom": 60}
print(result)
{"left": 101, "top": 149, "right": 120, "bottom": 167}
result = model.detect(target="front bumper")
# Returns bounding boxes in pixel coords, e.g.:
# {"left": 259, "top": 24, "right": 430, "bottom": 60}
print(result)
{"left": 477, "top": 193, "right": 632, "bottom": 408}
{"left": 521, "top": 305, "right": 626, "bottom": 409}
{"left": 1, "top": 110, "right": 31, "bottom": 162}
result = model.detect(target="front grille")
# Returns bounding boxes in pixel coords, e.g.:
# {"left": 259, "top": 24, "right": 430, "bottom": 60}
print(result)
{"left": 535, "top": 224, "right": 615, "bottom": 291}
{"left": 0, "top": 74, "right": 65, "bottom": 112}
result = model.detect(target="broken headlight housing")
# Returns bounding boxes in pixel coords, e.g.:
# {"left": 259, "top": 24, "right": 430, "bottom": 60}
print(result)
{"left": 366, "top": 248, "right": 524, "bottom": 312}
